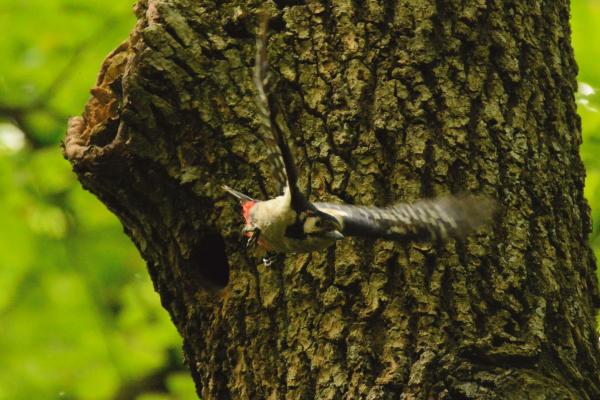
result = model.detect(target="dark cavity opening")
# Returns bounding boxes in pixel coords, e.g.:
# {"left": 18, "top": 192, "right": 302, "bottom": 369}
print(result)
{"left": 191, "top": 231, "right": 230, "bottom": 288}
{"left": 89, "top": 117, "right": 119, "bottom": 147}
{"left": 273, "top": 0, "right": 306, "bottom": 8}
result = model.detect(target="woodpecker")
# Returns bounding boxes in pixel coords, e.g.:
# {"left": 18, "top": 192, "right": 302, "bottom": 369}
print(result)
{"left": 223, "top": 16, "right": 496, "bottom": 265}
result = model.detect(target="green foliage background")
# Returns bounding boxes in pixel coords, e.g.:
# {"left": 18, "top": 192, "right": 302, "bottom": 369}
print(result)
{"left": 574, "top": 1, "right": 600, "bottom": 260}
{"left": 0, "top": 0, "right": 598, "bottom": 399}
{"left": 0, "top": 1, "right": 196, "bottom": 399}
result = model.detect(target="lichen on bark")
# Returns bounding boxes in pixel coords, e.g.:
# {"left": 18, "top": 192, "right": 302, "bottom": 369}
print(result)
{"left": 64, "top": 0, "right": 600, "bottom": 398}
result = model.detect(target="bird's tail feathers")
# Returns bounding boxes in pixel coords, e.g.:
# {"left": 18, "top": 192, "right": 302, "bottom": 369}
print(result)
{"left": 222, "top": 185, "right": 255, "bottom": 203}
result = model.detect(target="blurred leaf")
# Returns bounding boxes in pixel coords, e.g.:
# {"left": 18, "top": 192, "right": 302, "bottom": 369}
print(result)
{"left": 167, "top": 373, "right": 199, "bottom": 399}
{"left": 0, "top": 1, "right": 192, "bottom": 399}
{"left": 574, "top": 1, "right": 600, "bottom": 285}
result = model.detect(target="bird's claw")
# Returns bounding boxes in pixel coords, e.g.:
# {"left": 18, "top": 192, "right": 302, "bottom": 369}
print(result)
{"left": 263, "top": 253, "right": 281, "bottom": 267}
{"left": 246, "top": 234, "right": 258, "bottom": 249}
{"left": 243, "top": 226, "right": 260, "bottom": 249}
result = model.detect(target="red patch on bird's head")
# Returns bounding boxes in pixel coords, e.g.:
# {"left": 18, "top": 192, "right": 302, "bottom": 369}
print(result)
{"left": 241, "top": 200, "right": 256, "bottom": 224}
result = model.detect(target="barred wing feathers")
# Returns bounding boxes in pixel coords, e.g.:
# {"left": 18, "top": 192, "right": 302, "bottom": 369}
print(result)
{"left": 254, "top": 15, "right": 301, "bottom": 206}
{"left": 314, "top": 195, "right": 496, "bottom": 241}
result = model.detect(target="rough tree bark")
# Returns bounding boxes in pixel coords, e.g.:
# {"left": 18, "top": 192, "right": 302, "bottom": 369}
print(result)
{"left": 64, "top": 0, "right": 600, "bottom": 398}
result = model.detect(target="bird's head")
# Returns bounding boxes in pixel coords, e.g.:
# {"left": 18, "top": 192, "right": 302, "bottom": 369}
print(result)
{"left": 302, "top": 210, "right": 344, "bottom": 239}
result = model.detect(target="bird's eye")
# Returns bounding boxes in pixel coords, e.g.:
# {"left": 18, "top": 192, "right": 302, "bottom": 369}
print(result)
{"left": 315, "top": 220, "right": 322, "bottom": 228}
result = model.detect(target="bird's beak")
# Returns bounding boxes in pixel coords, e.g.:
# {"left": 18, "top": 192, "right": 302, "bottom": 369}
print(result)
{"left": 324, "top": 214, "right": 343, "bottom": 232}
{"left": 321, "top": 214, "right": 343, "bottom": 240}
{"left": 324, "top": 230, "right": 344, "bottom": 240}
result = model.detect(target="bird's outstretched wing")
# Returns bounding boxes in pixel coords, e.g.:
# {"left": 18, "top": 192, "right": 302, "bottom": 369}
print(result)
{"left": 314, "top": 195, "right": 496, "bottom": 241}
{"left": 254, "top": 14, "right": 304, "bottom": 209}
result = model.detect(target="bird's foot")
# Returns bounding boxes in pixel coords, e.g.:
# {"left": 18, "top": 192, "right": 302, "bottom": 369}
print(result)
{"left": 242, "top": 226, "right": 260, "bottom": 249}
{"left": 263, "top": 253, "right": 282, "bottom": 267}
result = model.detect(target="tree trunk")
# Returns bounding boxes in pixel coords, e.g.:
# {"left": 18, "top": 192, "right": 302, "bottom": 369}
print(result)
{"left": 64, "top": 0, "right": 600, "bottom": 398}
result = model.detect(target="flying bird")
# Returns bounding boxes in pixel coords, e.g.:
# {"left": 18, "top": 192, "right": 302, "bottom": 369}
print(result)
{"left": 224, "top": 16, "right": 496, "bottom": 265}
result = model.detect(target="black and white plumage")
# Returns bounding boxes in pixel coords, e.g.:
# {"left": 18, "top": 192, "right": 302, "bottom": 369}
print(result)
{"left": 223, "top": 15, "right": 496, "bottom": 261}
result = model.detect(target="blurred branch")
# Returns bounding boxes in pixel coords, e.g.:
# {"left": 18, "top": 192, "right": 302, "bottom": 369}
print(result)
{"left": 33, "top": 32, "right": 92, "bottom": 110}
{"left": 112, "top": 349, "right": 185, "bottom": 400}
{"left": 0, "top": 104, "right": 51, "bottom": 149}
{"left": 0, "top": 17, "right": 117, "bottom": 149}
